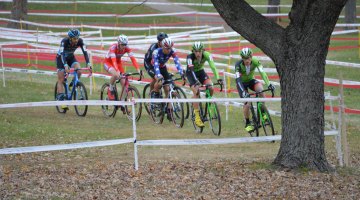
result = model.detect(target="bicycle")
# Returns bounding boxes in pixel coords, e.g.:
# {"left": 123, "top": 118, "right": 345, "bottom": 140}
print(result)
{"left": 100, "top": 71, "right": 143, "bottom": 121}
{"left": 143, "top": 77, "right": 189, "bottom": 120}
{"left": 146, "top": 73, "right": 186, "bottom": 128}
{"left": 54, "top": 67, "right": 92, "bottom": 117}
{"left": 191, "top": 83, "right": 223, "bottom": 136}
{"left": 246, "top": 88, "right": 275, "bottom": 137}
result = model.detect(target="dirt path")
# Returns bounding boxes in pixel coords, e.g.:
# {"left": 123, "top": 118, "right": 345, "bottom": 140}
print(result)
{"left": 145, "top": 0, "right": 233, "bottom": 31}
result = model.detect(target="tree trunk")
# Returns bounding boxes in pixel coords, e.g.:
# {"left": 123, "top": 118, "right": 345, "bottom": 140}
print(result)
{"left": 344, "top": 0, "right": 356, "bottom": 30}
{"left": 267, "top": 0, "right": 281, "bottom": 23}
{"left": 211, "top": 0, "right": 347, "bottom": 172}
{"left": 7, "top": 0, "right": 28, "bottom": 29}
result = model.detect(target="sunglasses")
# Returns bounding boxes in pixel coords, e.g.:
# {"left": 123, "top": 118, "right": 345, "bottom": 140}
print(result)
{"left": 241, "top": 56, "right": 251, "bottom": 59}
{"left": 119, "top": 43, "right": 127, "bottom": 46}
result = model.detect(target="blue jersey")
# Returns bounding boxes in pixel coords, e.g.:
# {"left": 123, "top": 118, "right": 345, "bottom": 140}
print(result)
{"left": 152, "top": 47, "right": 182, "bottom": 76}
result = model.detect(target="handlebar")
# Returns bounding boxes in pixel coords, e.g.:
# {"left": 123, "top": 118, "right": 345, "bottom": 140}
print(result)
{"left": 65, "top": 67, "right": 92, "bottom": 79}
{"left": 116, "top": 70, "right": 143, "bottom": 83}
{"left": 198, "top": 82, "right": 223, "bottom": 92}
{"left": 248, "top": 88, "right": 275, "bottom": 98}
{"left": 156, "top": 72, "right": 186, "bottom": 86}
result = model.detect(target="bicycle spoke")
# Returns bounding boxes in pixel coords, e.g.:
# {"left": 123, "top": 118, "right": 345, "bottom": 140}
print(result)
{"left": 208, "top": 102, "right": 221, "bottom": 136}
{"left": 170, "top": 92, "right": 184, "bottom": 128}
{"left": 74, "top": 82, "right": 88, "bottom": 117}
{"left": 100, "top": 83, "right": 117, "bottom": 117}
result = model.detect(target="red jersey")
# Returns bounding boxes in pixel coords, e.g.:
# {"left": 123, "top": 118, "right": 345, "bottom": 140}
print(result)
{"left": 104, "top": 43, "right": 139, "bottom": 73}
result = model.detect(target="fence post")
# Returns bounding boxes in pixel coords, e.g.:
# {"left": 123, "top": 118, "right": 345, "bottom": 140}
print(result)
{"left": 1, "top": 46, "right": 5, "bottom": 87}
{"left": 223, "top": 70, "right": 228, "bottom": 121}
{"left": 338, "top": 73, "right": 349, "bottom": 166}
{"left": 132, "top": 101, "right": 139, "bottom": 171}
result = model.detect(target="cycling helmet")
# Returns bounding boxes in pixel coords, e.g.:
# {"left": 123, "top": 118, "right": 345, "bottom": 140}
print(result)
{"left": 68, "top": 29, "right": 80, "bottom": 38}
{"left": 240, "top": 47, "right": 253, "bottom": 58}
{"left": 161, "top": 38, "right": 174, "bottom": 49}
{"left": 157, "top": 32, "right": 168, "bottom": 42}
{"left": 192, "top": 41, "right": 204, "bottom": 51}
{"left": 117, "top": 34, "right": 128, "bottom": 45}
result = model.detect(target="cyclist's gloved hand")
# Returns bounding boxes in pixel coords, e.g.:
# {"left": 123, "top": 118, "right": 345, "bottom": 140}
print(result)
{"left": 268, "top": 84, "right": 275, "bottom": 91}
{"left": 156, "top": 74, "right": 163, "bottom": 79}
{"left": 241, "top": 91, "right": 250, "bottom": 98}
{"left": 217, "top": 79, "right": 223, "bottom": 85}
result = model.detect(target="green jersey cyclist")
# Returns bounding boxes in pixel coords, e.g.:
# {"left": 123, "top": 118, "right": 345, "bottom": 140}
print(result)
{"left": 235, "top": 47, "right": 275, "bottom": 132}
{"left": 186, "top": 41, "right": 223, "bottom": 127}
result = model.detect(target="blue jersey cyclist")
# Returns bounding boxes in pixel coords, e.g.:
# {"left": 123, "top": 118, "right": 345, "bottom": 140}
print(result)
{"left": 235, "top": 47, "right": 275, "bottom": 132}
{"left": 55, "top": 29, "right": 92, "bottom": 109}
{"left": 151, "top": 37, "right": 184, "bottom": 119}
{"left": 144, "top": 32, "right": 168, "bottom": 93}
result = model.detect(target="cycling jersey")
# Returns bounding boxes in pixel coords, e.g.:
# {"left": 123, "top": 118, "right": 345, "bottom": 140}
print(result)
{"left": 186, "top": 51, "right": 220, "bottom": 80}
{"left": 152, "top": 48, "right": 182, "bottom": 77}
{"left": 144, "top": 43, "right": 159, "bottom": 69}
{"left": 234, "top": 57, "right": 270, "bottom": 87}
{"left": 57, "top": 37, "right": 90, "bottom": 67}
{"left": 104, "top": 43, "right": 139, "bottom": 73}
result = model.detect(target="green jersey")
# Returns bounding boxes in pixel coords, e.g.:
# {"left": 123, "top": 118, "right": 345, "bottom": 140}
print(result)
{"left": 234, "top": 57, "right": 270, "bottom": 87}
{"left": 186, "top": 51, "right": 220, "bottom": 80}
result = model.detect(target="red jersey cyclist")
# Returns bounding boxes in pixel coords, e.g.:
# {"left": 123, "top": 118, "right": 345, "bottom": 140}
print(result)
{"left": 103, "top": 34, "right": 142, "bottom": 100}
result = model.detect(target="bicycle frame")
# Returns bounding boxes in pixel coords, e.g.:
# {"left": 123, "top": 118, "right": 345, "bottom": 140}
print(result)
{"left": 247, "top": 88, "right": 275, "bottom": 136}
{"left": 64, "top": 68, "right": 91, "bottom": 100}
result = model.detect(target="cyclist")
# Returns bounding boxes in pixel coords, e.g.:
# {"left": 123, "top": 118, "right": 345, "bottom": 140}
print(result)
{"left": 235, "top": 47, "right": 275, "bottom": 132}
{"left": 144, "top": 32, "right": 168, "bottom": 93}
{"left": 56, "top": 29, "right": 92, "bottom": 110}
{"left": 186, "top": 41, "right": 223, "bottom": 127}
{"left": 151, "top": 37, "right": 184, "bottom": 120}
{"left": 103, "top": 34, "right": 142, "bottom": 101}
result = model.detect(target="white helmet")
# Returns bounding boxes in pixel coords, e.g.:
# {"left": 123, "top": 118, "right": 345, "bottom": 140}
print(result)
{"left": 117, "top": 34, "right": 128, "bottom": 45}
{"left": 161, "top": 38, "right": 174, "bottom": 49}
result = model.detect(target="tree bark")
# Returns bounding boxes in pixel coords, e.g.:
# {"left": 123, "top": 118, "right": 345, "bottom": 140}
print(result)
{"left": 7, "top": 0, "right": 28, "bottom": 29}
{"left": 211, "top": 0, "right": 347, "bottom": 172}
{"left": 267, "top": 0, "right": 281, "bottom": 23}
{"left": 344, "top": 0, "right": 356, "bottom": 30}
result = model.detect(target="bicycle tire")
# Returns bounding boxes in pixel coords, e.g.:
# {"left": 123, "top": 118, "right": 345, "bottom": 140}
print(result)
{"left": 249, "top": 103, "right": 259, "bottom": 137}
{"left": 54, "top": 82, "right": 67, "bottom": 114}
{"left": 259, "top": 105, "right": 275, "bottom": 136}
{"left": 174, "top": 86, "right": 190, "bottom": 120}
{"left": 100, "top": 83, "right": 117, "bottom": 117}
{"left": 191, "top": 103, "right": 204, "bottom": 133}
{"left": 73, "top": 82, "right": 88, "bottom": 117}
{"left": 142, "top": 83, "right": 151, "bottom": 115}
{"left": 149, "top": 90, "right": 164, "bottom": 124}
{"left": 169, "top": 91, "right": 184, "bottom": 128}
{"left": 208, "top": 102, "right": 221, "bottom": 136}
{"left": 124, "top": 85, "right": 142, "bottom": 122}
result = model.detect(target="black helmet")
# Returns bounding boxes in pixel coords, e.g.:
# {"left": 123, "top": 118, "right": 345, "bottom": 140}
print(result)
{"left": 157, "top": 32, "right": 168, "bottom": 42}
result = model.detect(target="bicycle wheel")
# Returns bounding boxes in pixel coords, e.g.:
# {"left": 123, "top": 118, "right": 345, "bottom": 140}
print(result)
{"left": 169, "top": 91, "right": 184, "bottom": 128}
{"left": 191, "top": 103, "right": 204, "bottom": 133}
{"left": 249, "top": 103, "right": 259, "bottom": 137}
{"left": 100, "top": 83, "right": 117, "bottom": 117}
{"left": 260, "top": 105, "right": 275, "bottom": 136}
{"left": 149, "top": 99, "right": 164, "bottom": 124}
{"left": 142, "top": 83, "right": 151, "bottom": 115}
{"left": 54, "top": 82, "right": 67, "bottom": 114}
{"left": 124, "top": 85, "right": 142, "bottom": 122}
{"left": 208, "top": 102, "right": 221, "bottom": 136}
{"left": 175, "top": 86, "right": 190, "bottom": 120}
{"left": 73, "top": 82, "right": 88, "bottom": 117}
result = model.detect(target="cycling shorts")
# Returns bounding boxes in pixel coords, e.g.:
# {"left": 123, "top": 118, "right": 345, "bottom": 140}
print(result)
{"left": 186, "top": 69, "right": 209, "bottom": 87}
{"left": 242, "top": 79, "right": 261, "bottom": 92}
{"left": 56, "top": 55, "right": 79, "bottom": 71}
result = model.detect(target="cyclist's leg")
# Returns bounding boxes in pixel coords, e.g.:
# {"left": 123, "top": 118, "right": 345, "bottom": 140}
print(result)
{"left": 242, "top": 81, "right": 253, "bottom": 131}
{"left": 56, "top": 56, "right": 66, "bottom": 98}
{"left": 70, "top": 56, "right": 81, "bottom": 79}
{"left": 186, "top": 69, "right": 204, "bottom": 127}
{"left": 199, "top": 70, "right": 213, "bottom": 96}
{"left": 104, "top": 62, "right": 120, "bottom": 100}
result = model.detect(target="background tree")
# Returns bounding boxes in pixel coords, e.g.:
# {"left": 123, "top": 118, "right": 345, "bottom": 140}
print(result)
{"left": 210, "top": 0, "right": 348, "bottom": 172}
{"left": 7, "top": 0, "right": 28, "bottom": 29}
{"left": 267, "top": 0, "right": 281, "bottom": 23}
